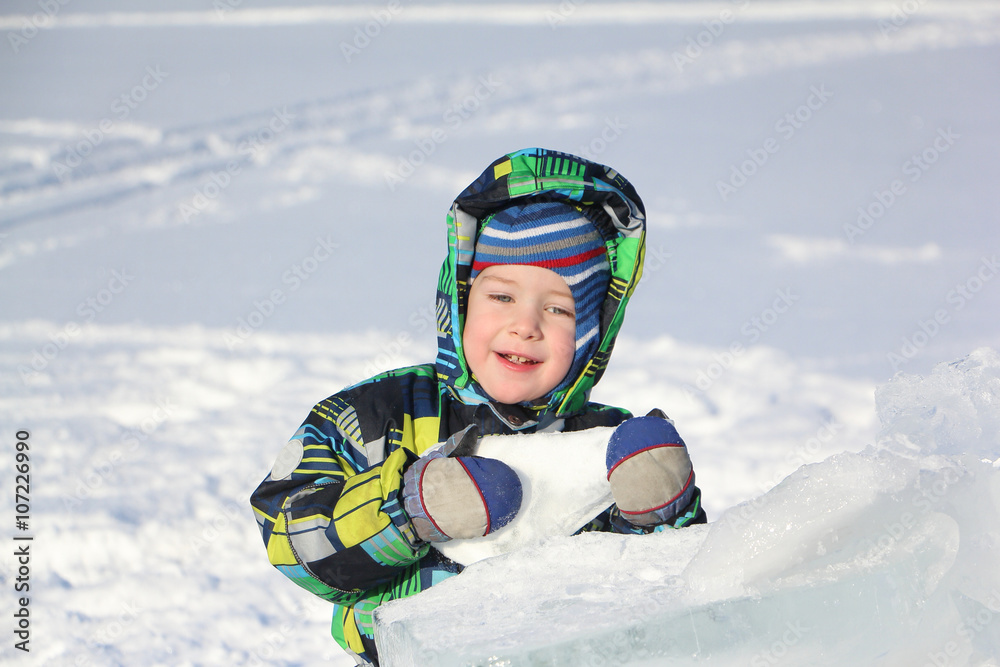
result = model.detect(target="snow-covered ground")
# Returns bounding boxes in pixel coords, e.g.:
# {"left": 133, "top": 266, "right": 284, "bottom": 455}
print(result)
{"left": 1, "top": 2, "right": 998, "bottom": 665}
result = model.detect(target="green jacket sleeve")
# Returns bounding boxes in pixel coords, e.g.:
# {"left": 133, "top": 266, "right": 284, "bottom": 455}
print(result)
{"left": 250, "top": 403, "right": 429, "bottom": 601}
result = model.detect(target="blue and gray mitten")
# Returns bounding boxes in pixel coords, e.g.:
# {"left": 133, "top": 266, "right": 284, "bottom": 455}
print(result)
{"left": 606, "top": 415, "right": 696, "bottom": 527}
{"left": 402, "top": 425, "right": 523, "bottom": 543}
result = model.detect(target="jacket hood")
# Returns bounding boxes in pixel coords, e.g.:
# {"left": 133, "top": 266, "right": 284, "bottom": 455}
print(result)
{"left": 434, "top": 147, "right": 646, "bottom": 418}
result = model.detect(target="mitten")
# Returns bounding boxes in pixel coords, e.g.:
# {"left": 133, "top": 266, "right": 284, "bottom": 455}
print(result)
{"left": 606, "top": 414, "right": 695, "bottom": 527}
{"left": 402, "top": 426, "right": 523, "bottom": 542}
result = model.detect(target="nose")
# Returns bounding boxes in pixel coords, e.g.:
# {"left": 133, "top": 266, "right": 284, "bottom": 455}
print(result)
{"left": 508, "top": 305, "right": 542, "bottom": 339}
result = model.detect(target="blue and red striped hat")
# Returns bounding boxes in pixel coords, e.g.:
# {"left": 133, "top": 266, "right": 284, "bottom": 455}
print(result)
{"left": 470, "top": 201, "right": 610, "bottom": 391}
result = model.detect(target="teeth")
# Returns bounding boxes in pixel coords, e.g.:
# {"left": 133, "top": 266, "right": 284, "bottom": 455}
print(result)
{"left": 503, "top": 354, "right": 536, "bottom": 364}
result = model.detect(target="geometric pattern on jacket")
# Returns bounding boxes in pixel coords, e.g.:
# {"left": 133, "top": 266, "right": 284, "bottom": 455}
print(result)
{"left": 250, "top": 148, "right": 706, "bottom": 666}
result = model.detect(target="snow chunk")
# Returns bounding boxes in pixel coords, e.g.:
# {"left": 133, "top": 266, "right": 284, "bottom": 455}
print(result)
{"left": 876, "top": 347, "right": 1000, "bottom": 460}
{"left": 435, "top": 427, "right": 615, "bottom": 566}
{"left": 375, "top": 350, "right": 1000, "bottom": 666}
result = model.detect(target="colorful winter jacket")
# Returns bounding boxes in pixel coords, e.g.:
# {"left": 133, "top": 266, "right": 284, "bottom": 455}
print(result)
{"left": 250, "top": 148, "right": 705, "bottom": 666}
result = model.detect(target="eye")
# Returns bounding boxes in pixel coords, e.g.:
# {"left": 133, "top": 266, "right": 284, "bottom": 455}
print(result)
{"left": 547, "top": 305, "right": 575, "bottom": 317}
{"left": 488, "top": 293, "right": 513, "bottom": 303}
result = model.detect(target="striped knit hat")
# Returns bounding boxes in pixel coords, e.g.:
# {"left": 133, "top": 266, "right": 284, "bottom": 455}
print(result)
{"left": 470, "top": 201, "right": 610, "bottom": 394}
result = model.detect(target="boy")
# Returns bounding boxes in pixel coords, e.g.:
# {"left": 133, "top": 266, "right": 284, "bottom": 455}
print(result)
{"left": 250, "top": 148, "right": 706, "bottom": 666}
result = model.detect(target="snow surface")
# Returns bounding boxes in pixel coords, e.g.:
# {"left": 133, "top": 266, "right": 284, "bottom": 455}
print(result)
{"left": 0, "top": 2, "right": 998, "bottom": 666}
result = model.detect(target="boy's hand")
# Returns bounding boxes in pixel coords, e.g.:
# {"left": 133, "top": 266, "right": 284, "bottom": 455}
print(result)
{"left": 402, "top": 426, "right": 522, "bottom": 543}
{"left": 606, "top": 414, "right": 695, "bottom": 527}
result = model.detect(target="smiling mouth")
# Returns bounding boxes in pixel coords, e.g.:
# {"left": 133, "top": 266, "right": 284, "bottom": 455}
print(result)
{"left": 498, "top": 353, "right": 539, "bottom": 365}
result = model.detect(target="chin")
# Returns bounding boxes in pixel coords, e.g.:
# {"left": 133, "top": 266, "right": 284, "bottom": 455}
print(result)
{"left": 491, "top": 392, "right": 530, "bottom": 405}
{"left": 485, "top": 386, "right": 539, "bottom": 405}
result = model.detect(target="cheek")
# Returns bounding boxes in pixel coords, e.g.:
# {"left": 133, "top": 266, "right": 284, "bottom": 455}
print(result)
{"left": 462, "top": 310, "right": 490, "bottom": 364}
{"left": 550, "top": 324, "right": 577, "bottom": 366}
{"left": 462, "top": 321, "right": 481, "bottom": 358}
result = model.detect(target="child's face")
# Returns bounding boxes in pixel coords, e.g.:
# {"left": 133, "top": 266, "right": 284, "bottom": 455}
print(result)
{"left": 463, "top": 264, "right": 577, "bottom": 405}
